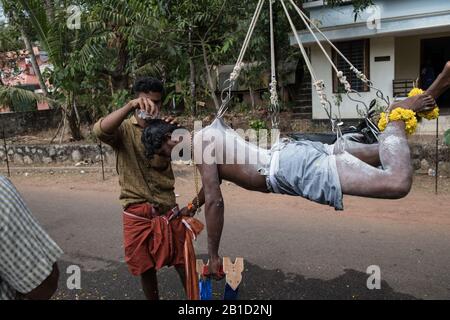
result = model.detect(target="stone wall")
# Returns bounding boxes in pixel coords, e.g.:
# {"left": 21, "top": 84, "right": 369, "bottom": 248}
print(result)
{"left": 410, "top": 143, "right": 450, "bottom": 176}
{"left": 0, "top": 143, "right": 115, "bottom": 166}
{"left": 0, "top": 109, "right": 61, "bottom": 137}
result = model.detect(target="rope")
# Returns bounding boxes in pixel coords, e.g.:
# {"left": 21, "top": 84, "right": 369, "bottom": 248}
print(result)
{"left": 289, "top": 1, "right": 370, "bottom": 84}
{"left": 280, "top": 0, "right": 331, "bottom": 113}
{"left": 217, "top": 0, "right": 265, "bottom": 119}
{"left": 269, "top": 0, "right": 280, "bottom": 129}
{"left": 280, "top": 0, "right": 345, "bottom": 150}
{"left": 288, "top": 0, "right": 351, "bottom": 93}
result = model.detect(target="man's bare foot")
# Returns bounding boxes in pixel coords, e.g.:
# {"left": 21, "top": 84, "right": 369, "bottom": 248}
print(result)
{"left": 388, "top": 94, "right": 436, "bottom": 113}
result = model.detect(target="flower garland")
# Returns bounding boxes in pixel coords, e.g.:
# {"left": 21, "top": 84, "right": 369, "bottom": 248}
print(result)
{"left": 378, "top": 108, "right": 418, "bottom": 135}
{"left": 408, "top": 88, "right": 440, "bottom": 120}
{"left": 378, "top": 88, "right": 440, "bottom": 135}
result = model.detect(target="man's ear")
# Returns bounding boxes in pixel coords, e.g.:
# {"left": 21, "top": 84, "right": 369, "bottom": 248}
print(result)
{"left": 165, "top": 133, "right": 172, "bottom": 141}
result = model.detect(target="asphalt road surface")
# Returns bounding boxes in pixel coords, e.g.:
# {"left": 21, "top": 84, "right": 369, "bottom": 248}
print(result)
{"left": 9, "top": 168, "right": 450, "bottom": 300}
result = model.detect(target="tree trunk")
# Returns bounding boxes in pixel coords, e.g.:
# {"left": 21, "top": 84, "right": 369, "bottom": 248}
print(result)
{"left": 110, "top": 33, "right": 130, "bottom": 91}
{"left": 249, "top": 87, "right": 255, "bottom": 110}
{"left": 189, "top": 59, "right": 197, "bottom": 115}
{"left": 67, "top": 109, "right": 83, "bottom": 141}
{"left": 19, "top": 27, "right": 48, "bottom": 96}
{"left": 43, "top": 0, "right": 55, "bottom": 22}
{"left": 66, "top": 92, "right": 83, "bottom": 141}
{"left": 188, "top": 27, "right": 197, "bottom": 115}
{"left": 111, "top": 75, "right": 129, "bottom": 91}
{"left": 201, "top": 41, "right": 220, "bottom": 110}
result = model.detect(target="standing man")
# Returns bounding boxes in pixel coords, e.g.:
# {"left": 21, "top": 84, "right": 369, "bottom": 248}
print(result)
{"left": 0, "top": 176, "right": 63, "bottom": 300}
{"left": 93, "top": 77, "right": 195, "bottom": 300}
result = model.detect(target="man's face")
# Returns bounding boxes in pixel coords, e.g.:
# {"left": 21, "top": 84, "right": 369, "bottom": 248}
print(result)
{"left": 138, "top": 91, "right": 163, "bottom": 114}
{"left": 157, "top": 133, "right": 183, "bottom": 159}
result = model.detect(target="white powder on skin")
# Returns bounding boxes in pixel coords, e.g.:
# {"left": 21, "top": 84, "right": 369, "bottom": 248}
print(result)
{"left": 382, "top": 135, "right": 405, "bottom": 155}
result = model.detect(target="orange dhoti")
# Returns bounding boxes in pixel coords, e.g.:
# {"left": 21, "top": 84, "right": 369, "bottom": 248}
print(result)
{"left": 123, "top": 202, "right": 203, "bottom": 299}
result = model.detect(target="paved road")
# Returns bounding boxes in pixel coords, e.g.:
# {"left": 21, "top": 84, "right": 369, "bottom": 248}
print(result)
{"left": 12, "top": 172, "right": 450, "bottom": 300}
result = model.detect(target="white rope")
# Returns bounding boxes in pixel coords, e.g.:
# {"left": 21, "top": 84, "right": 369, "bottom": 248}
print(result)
{"left": 269, "top": 0, "right": 280, "bottom": 129}
{"left": 290, "top": 1, "right": 369, "bottom": 84}
{"left": 281, "top": 0, "right": 346, "bottom": 150}
{"left": 217, "top": 0, "right": 265, "bottom": 118}
{"left": 280, "top": 0, "right": 331, "bottom": 111}
{"left": 288, "top": 0, "right": 351, "bottom": 93}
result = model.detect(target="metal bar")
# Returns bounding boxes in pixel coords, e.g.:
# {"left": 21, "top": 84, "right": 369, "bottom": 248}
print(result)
{"left": 435, "top": 116, "right": 439, "bottom": 195}
{"left": 99, "top": 141, "right": 105, "bottom": 181}
{"left": 2, "top": 128, "right": 10, "bottom": 177}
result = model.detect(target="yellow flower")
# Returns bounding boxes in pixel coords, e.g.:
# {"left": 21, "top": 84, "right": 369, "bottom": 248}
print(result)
{"left": 408, "top": 87, "right": 439, "bottom": 120}
{"left": 378, "top": 112, "right": 388, "bottom": 132}
{"left": 378, "top": 107, "right": 418, "bottom": 135}
{"left": 418, "top": 107, "right": 440, "bottom": 120}
{"left": 408, "top": 88, "right": 424, "bottom": 97}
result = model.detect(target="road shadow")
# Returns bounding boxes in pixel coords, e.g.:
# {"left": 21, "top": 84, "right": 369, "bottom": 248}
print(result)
{"left": 54, "top": 257, "right": 417, "bottom": 300}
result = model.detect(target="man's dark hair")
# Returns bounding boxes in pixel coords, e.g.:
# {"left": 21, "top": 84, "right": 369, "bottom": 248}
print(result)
{"left": 132, "top": 77, "right": 164, "bottom": 95}
{"left": 142, "top": 119, "right": 178, "bottom": 159}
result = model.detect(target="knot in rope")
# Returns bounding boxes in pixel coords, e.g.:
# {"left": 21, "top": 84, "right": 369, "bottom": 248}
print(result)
{"left": 269, "top": 78, "right": 279, "bottom": 106}
{"left": 314, "top": 80, "right": 328, "bottom": 106}
{"left": 337, "top": 71, "right": 351, "bottom": 92}
{"left": 230, "top": 63, "right": 245, "bottom": 82}
{"left": 350, "top": 66, "right": 369, "bottom": 83}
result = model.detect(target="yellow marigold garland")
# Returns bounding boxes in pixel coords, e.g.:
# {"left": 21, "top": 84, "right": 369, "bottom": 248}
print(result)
{"left": 408, "top": 88, "right": 440, "bottom": 120}
{"left": 378, "top": 108, "right": 418, "bottom": 135}
{"left": 378, "top": 87, "right": 439, "bottom": 135}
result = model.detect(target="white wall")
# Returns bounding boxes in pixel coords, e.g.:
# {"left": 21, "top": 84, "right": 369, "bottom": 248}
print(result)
{"left": 308, "top": 0, "right": 450, "bottom": 29}
{"left": 310, "top": 37, "right": 395, "bottom": 119}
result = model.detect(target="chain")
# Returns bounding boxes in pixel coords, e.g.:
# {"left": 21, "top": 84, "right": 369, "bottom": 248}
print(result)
{"left": 191, "top": 130, "right": 201, "bottom": 215}
{"left": 193, "top": 162, "right": 201, "bottom": 215}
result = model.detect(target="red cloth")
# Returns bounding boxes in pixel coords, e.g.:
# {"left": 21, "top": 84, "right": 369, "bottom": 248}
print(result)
{"left": 182, "top": 217, "right": 204, "bottom": 300}
{"left": 123, "top": 203, "right": 186, "bottom": 276}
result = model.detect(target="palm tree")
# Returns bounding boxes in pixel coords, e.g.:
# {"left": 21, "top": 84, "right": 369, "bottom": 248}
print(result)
{"left": 0, "top": 81, "right": 55, "bottom": 111}
{"left": 4, "top": 0, "right": 85, "bottom": 139}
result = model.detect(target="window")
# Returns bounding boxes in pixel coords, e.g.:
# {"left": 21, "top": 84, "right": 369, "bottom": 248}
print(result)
{"left": 332, "top": 39, "right": 370, "bottom": 93}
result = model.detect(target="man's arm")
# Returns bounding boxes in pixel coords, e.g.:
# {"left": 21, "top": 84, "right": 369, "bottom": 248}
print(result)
{"left": 188, "top": 186, "right": 205, "bottom": 215}
{"left": 198, "top": 163, "right": 224, "bottom": 277}
{"left": 0, "top": 177, "right": 63, "bottom": 300}
{"left": 99, "top": 97, "right": 158, "bottom": 135}
{"left": 426, "top": 61, "right": 450, "bottom": 100}
{"left": 16, "top": 264, "right": 59, "bottom": 300}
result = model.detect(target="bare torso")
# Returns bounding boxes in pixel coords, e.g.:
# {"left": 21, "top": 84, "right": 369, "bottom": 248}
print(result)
{"left": 193, "top": 118, "right": 270, "bottom": 192}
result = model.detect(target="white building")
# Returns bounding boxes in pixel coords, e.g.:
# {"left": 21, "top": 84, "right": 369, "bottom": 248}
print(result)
{"left": 291, "top": 0, "right": 450, "bottom": 134}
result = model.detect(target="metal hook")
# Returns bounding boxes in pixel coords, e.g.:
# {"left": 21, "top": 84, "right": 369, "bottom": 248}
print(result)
{"left": 367, "top": 83, "right": 390, "bottom": 111}
{"left": 346, "top": 89, "right": 369, "bottom": 112}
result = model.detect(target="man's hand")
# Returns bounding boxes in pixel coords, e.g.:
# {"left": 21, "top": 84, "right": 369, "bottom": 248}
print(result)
{"left": 179, "top": 206, "right": 196, "bottom": 217}
{"left": 162, "top": 116, "right": 180, "bottom": 127}
{"left": 206, "top": 256, "right": 225, "bottom": 281}
{"left": 126, "top": 97, "right": 159, "bottom": 117}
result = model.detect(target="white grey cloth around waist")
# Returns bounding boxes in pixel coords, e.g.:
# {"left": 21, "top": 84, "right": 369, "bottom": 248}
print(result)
{"left": 266, "top": 140, "right": 343, "bottom": 211}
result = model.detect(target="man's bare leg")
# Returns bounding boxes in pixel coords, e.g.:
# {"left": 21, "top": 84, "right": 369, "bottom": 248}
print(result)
{"left": 141, "top": 268, "right": 159, "bottom": 300}
{"left": 336, "top": 61, "right": 450, "bottom": 168}
{"left": 336, "top": 94, "right": 433, "bottom": 199}
{"left": 175, "top": 265, "right": 187, "bottom": 295}
{"left": 339, "top": 140, "right": 381, "bottom": 167}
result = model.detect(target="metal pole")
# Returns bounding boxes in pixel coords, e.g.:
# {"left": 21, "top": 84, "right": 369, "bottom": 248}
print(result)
{"left": 99, "top": 141, "right": 105, "bottom": 181}
{"left": 435, "top": 116, "right": 439, "bottom": 195}
{"left": 2, "top": 128, "right": 11, "bottom": 177}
